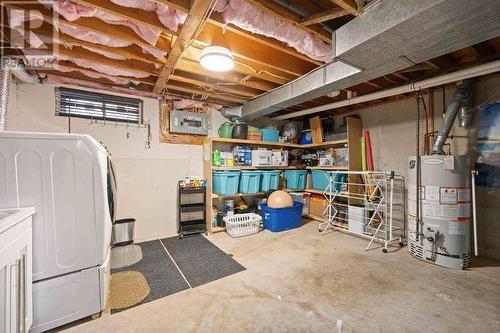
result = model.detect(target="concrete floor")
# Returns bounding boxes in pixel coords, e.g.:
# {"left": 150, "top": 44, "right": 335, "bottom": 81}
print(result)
{"left": 62, "top": 220, "right": 500, "bottom": 333}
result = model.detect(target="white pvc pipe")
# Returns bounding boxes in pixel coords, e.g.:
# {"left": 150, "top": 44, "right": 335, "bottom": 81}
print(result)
{"left": 273, "top": 59, "right": 500, "bottom": 120}
{"left": 471, "top": 170, "right": 478, "bottom": 256}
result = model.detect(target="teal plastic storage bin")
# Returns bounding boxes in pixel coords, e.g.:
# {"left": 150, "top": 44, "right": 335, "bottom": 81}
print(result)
{"left": 284, "top": 170, "right": 308, "bottom": 190}
{"left": 261, "top": 128, "right": 280, "bottom": 142}
{"left": 260, "top": 170, "right": 281, "bottom": 192}
{"left": 212, "top": 171, "right": 241, "bottom": 195}
{"left": 239, "top": 170, "right": 261, "bottom": 193}
{"left": 311, "top": 170, "right": 346, "bottom": 192}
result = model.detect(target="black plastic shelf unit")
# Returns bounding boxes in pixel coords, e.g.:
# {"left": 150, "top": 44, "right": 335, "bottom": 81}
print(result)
{"left": 177, "top": 183, "right": 207, "bottom": 238}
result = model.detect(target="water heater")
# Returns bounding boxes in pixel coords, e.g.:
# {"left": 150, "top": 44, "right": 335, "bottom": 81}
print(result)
{"left": 408, "top": 155, "right": 471, "bottom": 269}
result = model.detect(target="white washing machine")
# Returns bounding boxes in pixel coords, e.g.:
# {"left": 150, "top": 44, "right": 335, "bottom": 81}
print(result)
{"left": 0, "top": 131, "right": 116, "bottom": 332}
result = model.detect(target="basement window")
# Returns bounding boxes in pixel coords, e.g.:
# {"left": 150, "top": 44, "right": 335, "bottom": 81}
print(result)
{"left": 55, "top": 87, "right": 143, "bottom": 124}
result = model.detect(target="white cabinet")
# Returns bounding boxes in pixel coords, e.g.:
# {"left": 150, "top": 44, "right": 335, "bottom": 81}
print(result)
{"left": 0, "top": 208, "right": 34, "bottom": 333}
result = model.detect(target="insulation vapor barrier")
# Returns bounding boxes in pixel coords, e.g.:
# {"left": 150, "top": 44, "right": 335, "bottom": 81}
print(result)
{"left": 214, "top": 0, "right": 333, "bottom": 62}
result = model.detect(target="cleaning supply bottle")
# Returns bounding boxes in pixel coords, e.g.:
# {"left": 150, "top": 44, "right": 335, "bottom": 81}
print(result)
{"left": 212, "top": 149, "right": 221, "bottom": 166}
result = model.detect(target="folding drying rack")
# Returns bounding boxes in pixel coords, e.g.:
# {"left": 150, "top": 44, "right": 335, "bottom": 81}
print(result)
{"left": 318, "top": 170, "right": 406, "bottom": 252}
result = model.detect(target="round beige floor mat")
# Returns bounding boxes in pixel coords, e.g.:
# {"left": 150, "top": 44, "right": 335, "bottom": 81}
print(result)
{"left": 111, "top": 245, "right": 143, "bottom": 269}
{"left": 109, "top": 271, "right": 150, "bottom": 310}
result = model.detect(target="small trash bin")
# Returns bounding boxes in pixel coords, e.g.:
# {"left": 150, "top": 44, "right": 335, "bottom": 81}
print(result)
{"left": 113, "top": 218, "right": 135, "bottom": 246}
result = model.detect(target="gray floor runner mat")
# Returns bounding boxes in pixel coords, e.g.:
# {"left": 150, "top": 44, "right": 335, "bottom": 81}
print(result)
{"left": 111, "top": 240, "right": 190, "bottom": 312}
{"left": 160, "top": 234, "right": 245, "bottom": 288}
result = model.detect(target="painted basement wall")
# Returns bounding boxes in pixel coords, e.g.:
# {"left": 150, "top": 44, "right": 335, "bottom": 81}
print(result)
{"left": 7, "top": 81, "right": 225, "bottom": 242}
{"left": 346, "top": 75, "right": 500, "bottom": 260}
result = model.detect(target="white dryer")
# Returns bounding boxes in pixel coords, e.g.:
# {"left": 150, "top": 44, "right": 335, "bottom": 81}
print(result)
{"left": 0, "top": 131, "right": 116, "bottom": 332}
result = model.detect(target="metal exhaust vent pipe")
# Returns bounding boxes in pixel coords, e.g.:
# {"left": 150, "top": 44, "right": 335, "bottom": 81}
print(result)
{"left": 0, "top": 68, "right": 11, "bottom": 131}
{"left": 432, "top": 79, "right": 474, "bottom": 155}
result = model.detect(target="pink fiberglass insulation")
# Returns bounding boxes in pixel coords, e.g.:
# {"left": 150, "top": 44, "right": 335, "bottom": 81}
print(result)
{"left": 110, "top": 0, "right": 187, "bottom": 32}
{"left": 52, "top": 0, "right": 161, "bottom": 46}
{"left": 45, "top": 74, "right": 161, "bottom": 99}
{"left": 59, "top": 23, "right": 132, "bottom": 47}
{"left": 214, "top": 0, "right": 332, "bottom": 62}
{"left": 141, "top": 45, "right": 167, "bottom": 59}
{"left": 53, "top": 64, "right": 131, "bottom": 85}
{"left": 79, "top": 45, "right": 127, "bottom": 60}
{"left": 174, "top": 99, "right": 223, "bottom": 110}
{"left": 59, "top": 23, "right": 166, "bottom": 58}
{"left": 57, "top": 53, "right": 151, "bottom": 78}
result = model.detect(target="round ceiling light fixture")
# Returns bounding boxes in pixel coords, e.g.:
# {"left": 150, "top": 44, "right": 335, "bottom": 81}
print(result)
{"left": 200, "top": 46, "right": 234, "bottom": 72}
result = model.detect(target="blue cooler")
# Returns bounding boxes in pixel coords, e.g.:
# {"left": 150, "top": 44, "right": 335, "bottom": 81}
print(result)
{"left": 284, "top": 170, "right": 308, "bottom": 190}
{"left": 261, "top": 201, "right": 304, "bottom": 232}
{"left": 212, "top": 171, "right": 241, "bottom": 195}
{"left": 260, "top": 170, "right": 281, "bottom": 192}
{"left": 239, "top": 170, "right": 261, "bottom": 193}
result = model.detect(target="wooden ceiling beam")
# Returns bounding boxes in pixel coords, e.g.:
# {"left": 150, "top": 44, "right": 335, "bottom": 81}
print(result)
{"left": 181, "top": 45, "right": 294, "bottom": 84}
{"left": 150, "top": 0, "right": 323, "bottom": 64}
{"left": 470, "top": 41, "right": 496, "bottom": 58}
{"left": 248, "top": 0, "right": 332, "bottom": 44}
{"left": 208, "top": 14, "right": 321, "bottom": 65}
{"left": 70, "top": 0, "right": 177, "bottom": 36}
{"left": 169, "top": 74, "right": 257, "bottom": 98}
{"left": 2, "top": 3, "right": 170, "bottom": 54}
{"left": 301, "top": 8, "right": 350, "bottom": 26}
{"left": 27, "top": 22, "right": 165, "bottom": 67}
{"left": 37, "top": 61, "right": 157, "bottom": 86}
{"left": 175, "top": 59, "right": 277, "bottom": 91}
{"left": 72, "top": 0, "right": 323, "bottom": 71}
{"left": 41, "top": 70, "right": 154, "bottom": 92}
{"left": 151, "top": 0, "right": 191, "bottom": 12}
{"left": 166, "top": 83, "right": 247, "bottom": 103}
{"left": 328, "top": 0, "right": 358, "bottom": 15}
{"left": 153, "top": 0, "right": 213, "bottom": 93}
{"left": 194, "top": 24, "right": 317, "bottom": 76}
{"left": 165, "top": 91, "right": 241, "bottom": 107}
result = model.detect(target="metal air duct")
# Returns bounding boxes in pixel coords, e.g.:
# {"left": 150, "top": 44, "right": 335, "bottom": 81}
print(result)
{"left": 0, "top": 69, "right": 11, "bottom": 131}
{"left": 432, "top": 80, "right": 474, "bottom": 154}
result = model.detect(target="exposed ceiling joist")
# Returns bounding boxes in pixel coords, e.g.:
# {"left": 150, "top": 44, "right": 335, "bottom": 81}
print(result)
{"left": 26, "top": 23, "right": 165, "bottom": 66}
{"left": 301, "top": 8, "right": 350, "bottom": 26}
{"left": 248, "top": 0, "right": 332, "bottom": 43}
{"left": 149, "top": 0, "right": 323, "bottom": 65}
{"left": 3, "top": 3, "right": 170, "bottom": 54}
{"left": 151, "top": 0, "right": 191, "bottom": 12}
{"left": 153, "top": 0, "right": 214, "bottom": 93}
{"left": 70, "top": 0, "right": 177, "bottom": 36}
{"left": 328, "top": 0, "right": 358, "bottom": 15}
{"left": 166, "top": 83, "right": 247, "bottom": 103}
{"left": 169, "top": 74, "right": 258, "bottom": 98}
{"left": 174, "top": 59, "right": 278, "bottom": 91}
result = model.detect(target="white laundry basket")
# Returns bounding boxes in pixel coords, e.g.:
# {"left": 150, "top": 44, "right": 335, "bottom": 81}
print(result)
{"left": 223, "top": 213, "right": 261, "bottom": 238}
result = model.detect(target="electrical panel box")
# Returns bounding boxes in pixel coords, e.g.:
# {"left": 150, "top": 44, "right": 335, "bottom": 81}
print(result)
{"left": 170, "top": 110, "right": 209, "bottom": 135}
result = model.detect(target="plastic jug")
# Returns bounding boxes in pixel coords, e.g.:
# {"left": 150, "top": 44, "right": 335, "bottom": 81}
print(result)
{"left": 212, "top": 149, "right": 221, "bottom": 166}
{"left": 218, "top": 122, "right": 234, "bottom": 138}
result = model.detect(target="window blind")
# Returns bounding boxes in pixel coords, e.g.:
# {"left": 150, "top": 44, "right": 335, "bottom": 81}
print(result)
{"left": 56, "top": 87, "right": 143, "bottom": 123}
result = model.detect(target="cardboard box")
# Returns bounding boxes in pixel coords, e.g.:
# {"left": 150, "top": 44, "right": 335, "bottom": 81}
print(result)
{"left": 309, "top": 195, "right": 327, "bottom": 217}
{"left": 251, "top": 149, "right": 272, "bottom": 166}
